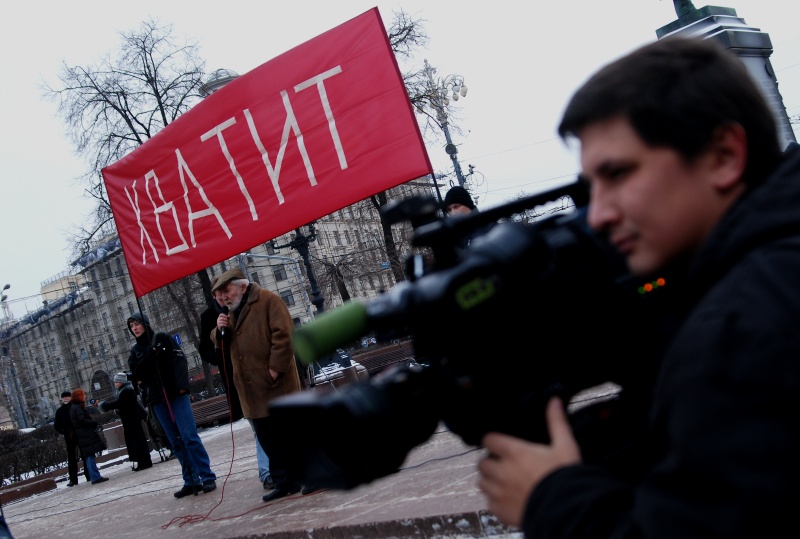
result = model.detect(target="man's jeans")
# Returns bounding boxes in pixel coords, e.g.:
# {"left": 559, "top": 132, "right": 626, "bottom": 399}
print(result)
{"left": 153, "top": 394, "right": 216, "bottom": 487}
{"left": 247, "top": 419, "right": 270, "bottom": 482}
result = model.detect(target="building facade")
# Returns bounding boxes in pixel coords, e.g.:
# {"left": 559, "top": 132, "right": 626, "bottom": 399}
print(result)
{"left": 0, "top": 180, "right": 435, "bottom": 430}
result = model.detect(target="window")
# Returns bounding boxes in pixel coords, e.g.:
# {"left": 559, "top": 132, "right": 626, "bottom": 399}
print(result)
{"left": 251, "top": 272, "right": 261, "bottom": 286}
{"left": 279, "top": 289, "right": 296, "bottom": 307}
{"left": 333, "top": 231, "right": 341, "bottom": 246}
{"left": 273, "top": 264, "right": 288, "bottom": 282}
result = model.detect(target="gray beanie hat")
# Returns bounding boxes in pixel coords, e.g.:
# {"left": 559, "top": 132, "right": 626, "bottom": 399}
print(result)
{"left": 114, "top": 372, "right": 128, "bottom": 384}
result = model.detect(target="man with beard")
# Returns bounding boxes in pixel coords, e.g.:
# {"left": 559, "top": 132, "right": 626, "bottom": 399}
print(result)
{"left": 211, "top": 268, "right": 307, "bottom": 502}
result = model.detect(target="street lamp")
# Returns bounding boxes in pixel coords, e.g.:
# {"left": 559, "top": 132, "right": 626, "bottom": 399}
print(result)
{"left": 270, "top": 223, "right": 325, "bottom": 315}
{"left": 417, "top": 59, "right": 469, "bottom": 187}
{"left": 237, "top": 253, "right": 314, "bottom": 321}
{"left": 1, "top": 283, "right": 11, "bottom": 321}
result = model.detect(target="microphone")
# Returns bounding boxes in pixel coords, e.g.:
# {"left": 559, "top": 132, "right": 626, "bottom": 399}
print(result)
{"left": 220, "top": 306, "right": 229, "bottom": 337}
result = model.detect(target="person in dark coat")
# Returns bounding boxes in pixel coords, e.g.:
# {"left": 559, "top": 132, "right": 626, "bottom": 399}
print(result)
{"left": 99, "top": 373, "right": 153, "bottom": 471}
{"left": 127, "top": 312, "right": 216, "bottom": 498}
{"left": 477, "top": 37, "right": 799, "bottom": 538}
{"left": 68, "top": 388, "right": 108, "bottom": 485}
{"left": 198, "top": 276, "right": 244, "bottom": 421}
{"left": 53, "top": 391, "right": 82, "bottom": 486}
{"left": 442, "top": 185, "right": 495, "bottom": 248}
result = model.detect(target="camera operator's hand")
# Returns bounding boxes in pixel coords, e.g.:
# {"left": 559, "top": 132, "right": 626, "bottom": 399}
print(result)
{"left": 478, "top": 397, "right": 581, "bottom": 527}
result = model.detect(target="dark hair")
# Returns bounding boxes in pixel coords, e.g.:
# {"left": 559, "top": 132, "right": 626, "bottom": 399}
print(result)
{"left": 558, "top": 37, "right": 782, "bottom": 186}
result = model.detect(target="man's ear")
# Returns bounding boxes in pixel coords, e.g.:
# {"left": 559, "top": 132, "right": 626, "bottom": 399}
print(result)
{"left": 710, "top": 123, "right": 748, "bottom": 192}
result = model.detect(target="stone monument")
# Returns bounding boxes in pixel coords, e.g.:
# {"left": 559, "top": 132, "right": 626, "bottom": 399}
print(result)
{"left": 658, "top": 4, "right": 796, "bottom": 148}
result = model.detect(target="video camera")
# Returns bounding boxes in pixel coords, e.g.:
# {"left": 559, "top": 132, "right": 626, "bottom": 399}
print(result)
{"left": 269, "top": 180, "right": 668, "bottom": 490}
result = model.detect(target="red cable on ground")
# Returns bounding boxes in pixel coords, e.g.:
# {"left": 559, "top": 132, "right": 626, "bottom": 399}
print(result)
{"left": 161, "top": 338, "right": 238, "bottom": 529}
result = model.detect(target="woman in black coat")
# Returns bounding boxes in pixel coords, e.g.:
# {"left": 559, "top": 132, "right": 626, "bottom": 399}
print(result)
{"left": 100, "top": 373, "right": 153, "bottom": 471}
{"left": 69, "top": 388, "right": 109, "bottom": 485}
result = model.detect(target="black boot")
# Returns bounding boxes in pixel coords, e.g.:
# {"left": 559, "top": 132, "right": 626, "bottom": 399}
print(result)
{"left": 133, "top": 460, "right": 153, "bottom": 471}
{"left": 174, "top": 484, "right": 200, "bottom": 498}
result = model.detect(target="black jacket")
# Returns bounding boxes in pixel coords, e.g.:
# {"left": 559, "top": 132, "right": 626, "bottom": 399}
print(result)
{"left": 523, "top": 144, "right": 800, "bottom": 538}
{"left": 199, "top": 303, "right": 244, "bottom": 421}
{"left": 54, "top": 402, "right": 76, "bottom": 443}
{"left": 199, "top": 302, "right": 225, "bottom": 367}
{"left": 127, "top": 312, "right": 190, "bottom": 406}
{"left": 99, "top": 382, "right": 151, "bottom": 463}
{"left": 69, "top": 402, "right": 105, "bottom": 456}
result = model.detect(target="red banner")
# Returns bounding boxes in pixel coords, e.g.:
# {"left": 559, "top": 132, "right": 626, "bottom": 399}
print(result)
{"left": 102, "top": 8, "right": 433, "bottom": 297}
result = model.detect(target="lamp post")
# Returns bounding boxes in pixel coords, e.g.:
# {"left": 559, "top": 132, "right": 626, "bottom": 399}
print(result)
{"left": 237, "top": 253, "right": 314, "bottom": 321}
{"left": 1, "top": 282, "right": 31, "bottom": 429}
{"left": 1, "top": 283, "right": 11, "bottom": 321}
{"left": 270, "top": 223, "right": 325, "bottom": 315}
{"left": 417, "top": 60, "right": 469, "bottom": 187}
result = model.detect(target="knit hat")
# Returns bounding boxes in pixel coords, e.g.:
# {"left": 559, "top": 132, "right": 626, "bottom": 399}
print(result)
{"left": 114, "top": 372, "right": 128, "bottom": 384}
{"left": 443, "top": 186, "right": 476, "bottom": 210}
{"left": 212, "top": 268, "right": 246, "bottom": 293}
{"left": 60, "top": 391, "right": 71, "bottom": 398}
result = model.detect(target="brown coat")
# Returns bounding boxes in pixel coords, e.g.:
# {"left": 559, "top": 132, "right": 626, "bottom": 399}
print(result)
{"left": 212, "top": 282, "right": 301, "bottom": 418}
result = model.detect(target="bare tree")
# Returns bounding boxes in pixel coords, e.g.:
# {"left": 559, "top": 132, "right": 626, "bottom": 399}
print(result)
{"left": 42, "top": 18, "right": 206, "bottom": 257}
{"left": 43, "top": 19, "right": 215, "bottom": 390}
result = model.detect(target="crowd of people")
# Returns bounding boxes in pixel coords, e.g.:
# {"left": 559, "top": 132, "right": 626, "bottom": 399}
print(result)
{"left": 53, "top": 268, "right": 310, "bottom": 502}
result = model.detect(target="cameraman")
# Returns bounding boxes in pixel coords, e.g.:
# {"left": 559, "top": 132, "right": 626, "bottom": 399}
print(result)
{"left": 478, "top": 37, "right": 800, "bottom": 537}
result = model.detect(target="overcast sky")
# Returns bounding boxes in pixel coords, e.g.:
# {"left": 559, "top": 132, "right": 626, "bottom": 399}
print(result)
{"left": 1, "top": 0, "right": 798, "bottom": 317}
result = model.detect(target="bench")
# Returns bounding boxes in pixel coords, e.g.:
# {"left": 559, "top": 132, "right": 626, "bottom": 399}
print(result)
{"left": 191, "top": 395, "right": 231, "bottom": 428}
{"left": 351, "top": 340, "right": 415, "bottom": 376}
